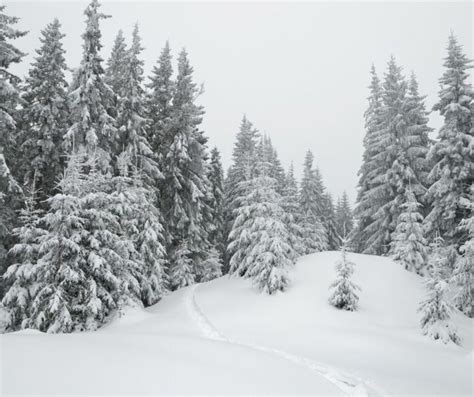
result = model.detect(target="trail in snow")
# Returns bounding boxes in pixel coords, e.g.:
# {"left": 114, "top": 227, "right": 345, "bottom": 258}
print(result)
{"left": 185, "top": 284, "right": 389, "bottom": 397}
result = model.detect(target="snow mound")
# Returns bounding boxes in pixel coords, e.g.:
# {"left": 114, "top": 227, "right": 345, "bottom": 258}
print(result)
{"left": 195, "top": 251, "right": 473, "bottom": 396}
{"left": 2, "top": 251, "right": 472, "bottom": 396}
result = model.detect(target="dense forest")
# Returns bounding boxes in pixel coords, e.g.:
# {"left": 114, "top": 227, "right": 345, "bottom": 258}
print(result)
{"left": 0, "top": 1, "right": 472, "bottom": 343}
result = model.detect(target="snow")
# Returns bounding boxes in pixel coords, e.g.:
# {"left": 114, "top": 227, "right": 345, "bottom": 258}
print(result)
{"left": 2, "top": 251, "right": 472, "bottom": 395}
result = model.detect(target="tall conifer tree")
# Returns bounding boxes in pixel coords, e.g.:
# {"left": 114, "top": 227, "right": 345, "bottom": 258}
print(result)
{"left": 20, "top": 19, "right": 69, "bottom": 203}
{"left": 65, "top": 0, "right": 117, "bottom": 170}
{"left": 425, "top": 34, "right": 473, "bottom": 247}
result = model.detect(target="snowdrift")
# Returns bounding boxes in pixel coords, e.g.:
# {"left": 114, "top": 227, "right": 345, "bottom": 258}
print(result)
{"left": 1, "top": 251, "right": 472, "bottom": 396}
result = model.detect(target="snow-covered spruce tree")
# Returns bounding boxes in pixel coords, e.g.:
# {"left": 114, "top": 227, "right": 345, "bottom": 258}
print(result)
{"left": 403, "top": 72, "right": 432, "bottom": 194}
{"left": 383, "top": 71, "right": 432, "bottom": 261}
{"left": 353, "top": 65, "right": 385, "bottom": 253}
{"left": 2, "top": 187, "right": 46, "bottom": 330}
{"left": 230, "top": 159, "right": 294, "bottom": 293}
{"left": 207, "top": 147, "right": 226, "bottom": 263}
{"left": 390, "top": 189, "right": 427, "bottom": 274}
{"left": 20, "top": 18, "right": 69, "bottom": 204}
{"left": 329, "top": 237, "right": 360, "bottom": 311}
{"left": 105, "top": 29, "right": 127, "bottom": 100}
{"left": 111, "top": 153, "right": 167, "bottom": 306}
{"left": 65, "top": 0, "right": 117, "bottom": 170}
{"left": 299, "top": 150, "right": 327, "bottom": 254}
{"left": 200, "top": 247, "right": 223, "bottom": 282}
{"left": 224, "top": 116, "right": 260, "bottom": 269}
{"left": 258, "top": 135, "right": 286, "bottom": 192}
{"left": 162, "top": 49, "right": 212, "bottom": 288}
{"left": 28, "top": 152, "right": 145, "bottom": 332}
{"left": 451, "top": 185, "right": 473, "bottom": 317}
{"left": 365, "top": 57, "right": 408, "bottom": 255}
{"left": 0, "top": 5, "right": 26, "bottom": 289}
{"left": 116, "top": 24, "right": 161, "bottom": 185}
{"left": 10, "top": 152, "right": 88, "bottom": 332}
{"left": 323, "top": 193, "right": 340, "bottom": 250}
{"left": 418, "top": 236, "right": 460, "bottom": 344}
{"left": 425, "top": 34, "right": 473, "bottom": 247}
{"left": 145, "top": 41, "right": 174, "bottom": 175}
{"left": 336, "top": 191, "right": 354, "bottom": 239}
{"left": 0, "top": 154, "right": 23, "bottom": 296}
{"left": 281, "top": 163, "right": 304, "bottom": 257}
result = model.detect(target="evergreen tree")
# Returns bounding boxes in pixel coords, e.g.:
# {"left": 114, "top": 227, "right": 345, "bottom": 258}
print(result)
{"left": 146, "top": 41, "right": 174, "bottom": 173}
{"left": 65, "top": 0, "right": 117, "bottom": 170}
{"left": 336, "top": 191, "right": 354, "bottom": 239}
{"left": 20, "top": 18, "right": 69, "bottom": 203}
{"left": 367, "top": 57, "right": 407, "bottom": 255}
{"left": 282, "top": 163, "right": 304, "bottom": 257}
{"left": 208, "top": 147, "right": 226, "bottom": 261}
{"left": 299, "top": 150, "right": 327, "bottom": 254}
{"left": 353, "top": 65, "right": 385, "bottom": 253}
{"left": 105, "top": 29, "right": 127, "bottom": 100}
{"left": 403, "top": 72, "right": 432, "bottom": 193}
{"left": 224, "top": 116, "right": 260, "bottom": 269}
{"left": 200, "top": 247, "right": 223, "bottom": 282}
{"left": 418, "top": 236, "right": 460, "bottom": 344}
{"left": 229, "top": 160, "right": 293, "bottom": 293}
{"left": 117, "top": 24, "right": 160, "bottom": 184}
{"left": 323, "top": 192, "right": 340, "bottom": 250}
{"left": 163, "top": 49, "right": 211, "bottom": 288}
{"left": 111, "top": 153, "right": 167, "bottom": 306}
{"left": 329, "top": 237, "right": 360, "bottom": 311}
{"left": 390, "top": 189, "right": 427, "bottom": 274}
{"left": 425, "top": 34, "right": 473, "bottom": 247}
{"left": 2, "top": 188, "right": 46, "bottom": 329}
{"left": 0, "top": 5, "right": 26, "bottom": 288}
{"left": 451, "top": 185, "right": 473, "bottom": 317}
{"left": 258, "top": 135, "right": 285, "bottom": 192}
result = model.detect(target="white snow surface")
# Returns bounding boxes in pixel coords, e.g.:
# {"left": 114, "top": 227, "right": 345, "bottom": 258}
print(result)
{"left": 1, "top": 251, "right": 472, "bottom": 396}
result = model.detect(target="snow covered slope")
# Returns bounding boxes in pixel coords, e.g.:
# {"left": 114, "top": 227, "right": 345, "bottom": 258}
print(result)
{"left": 1, "top": 251, "right": 472, "bottom": 396}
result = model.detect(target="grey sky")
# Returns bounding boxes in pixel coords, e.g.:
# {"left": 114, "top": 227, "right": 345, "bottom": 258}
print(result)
{"left": 5, "top": 1, "right": 473, "bottom": 204}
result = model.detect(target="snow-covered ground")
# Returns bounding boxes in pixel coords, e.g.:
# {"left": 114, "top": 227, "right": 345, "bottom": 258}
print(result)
{"left": 1, "top": 252, "right": 472, "bottom": 396}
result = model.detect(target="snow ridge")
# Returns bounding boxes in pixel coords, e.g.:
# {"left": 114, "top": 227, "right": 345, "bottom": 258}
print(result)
{"left": 186, "top": 284, "right": 389, "bottom": 397}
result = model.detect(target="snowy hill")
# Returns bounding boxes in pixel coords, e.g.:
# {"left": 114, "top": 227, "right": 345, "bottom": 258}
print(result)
{"left": 2, "top": 252, "right": 472, "bottom": 396}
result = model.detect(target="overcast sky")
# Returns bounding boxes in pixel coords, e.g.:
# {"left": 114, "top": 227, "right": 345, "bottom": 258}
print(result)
{"left": 5, "top": 0, "right": 473, "bottom": 203}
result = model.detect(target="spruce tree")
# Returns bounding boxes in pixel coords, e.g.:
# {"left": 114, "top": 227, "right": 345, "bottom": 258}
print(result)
{"left": 336, "top": 191, "right": 354, "bottom": 239}
{"left": 390, "top": 189, "right": 427, "bottom": 274}
{"left": 282, "top": 163, "right": 304, "bottom": 257}
{"left": 105, "top": 29, "right": 127, "bottom": 100}
{"left": 20, "top": 18, "right": 69, "bottom": 204}
{"left": 323, "top": 192, "right": 340, "bottom": 250}
{"left": 163, "top": 49, "right": 212, "bottom": 288}
{"left": 208, "top": 147, "right": 226, "bottom": 261}
{"left": 117, "top": 24, "right": 160, "bottom": 184}
{"left": 368, "top": 57, "right": 407, "bottom": 255}
{"left": 146, "top": 41, "right": 174, "bottom": 172}
{"left": 451, "top": 185, "right": 473, "bottom": 317}
{"left": 0, "top": 5, "right": 26, "bottom": 288}
{"left": 111, "top": 153, "right": 167, "bottom": 307}
{"left": 353, "top": 66, "right": 385, "bottom": 253}
{"left": 224, "top": 116, "right": 260, "bottom": 269}
{"left": 65, "top": 0, "right": 117, "bottom": 170}
{"left": 200, "top": 247, "right": 223, "bottom": 282}
{"left": 425, "top": 34, "right": 473, "bottom": 247}
{"left": 418, "top": 237, "right": 460, "bottom": 344}
{"left": 229, "top": 159, "right": 293, "bottom": 293}
{"left": 2, "top": 188, "right": 46, "bottom": 329}
{"left": 329, "top": 237, "right": 360, "bottom": 311}
{"left": 299, "top": 150, "right": 327, "bottom": 254}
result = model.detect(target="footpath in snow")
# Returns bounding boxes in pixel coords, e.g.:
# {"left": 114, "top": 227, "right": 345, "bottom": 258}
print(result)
{"left": 186, "top": 283, "right": 387, "bottom": 397}
{"left": 1, "top": 251, "right": 472, "bottom": 396}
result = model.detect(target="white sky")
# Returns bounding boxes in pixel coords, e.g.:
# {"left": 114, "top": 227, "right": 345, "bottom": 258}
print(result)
{"left": 4, "top": 0, "right": 473, "bottom": 204}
